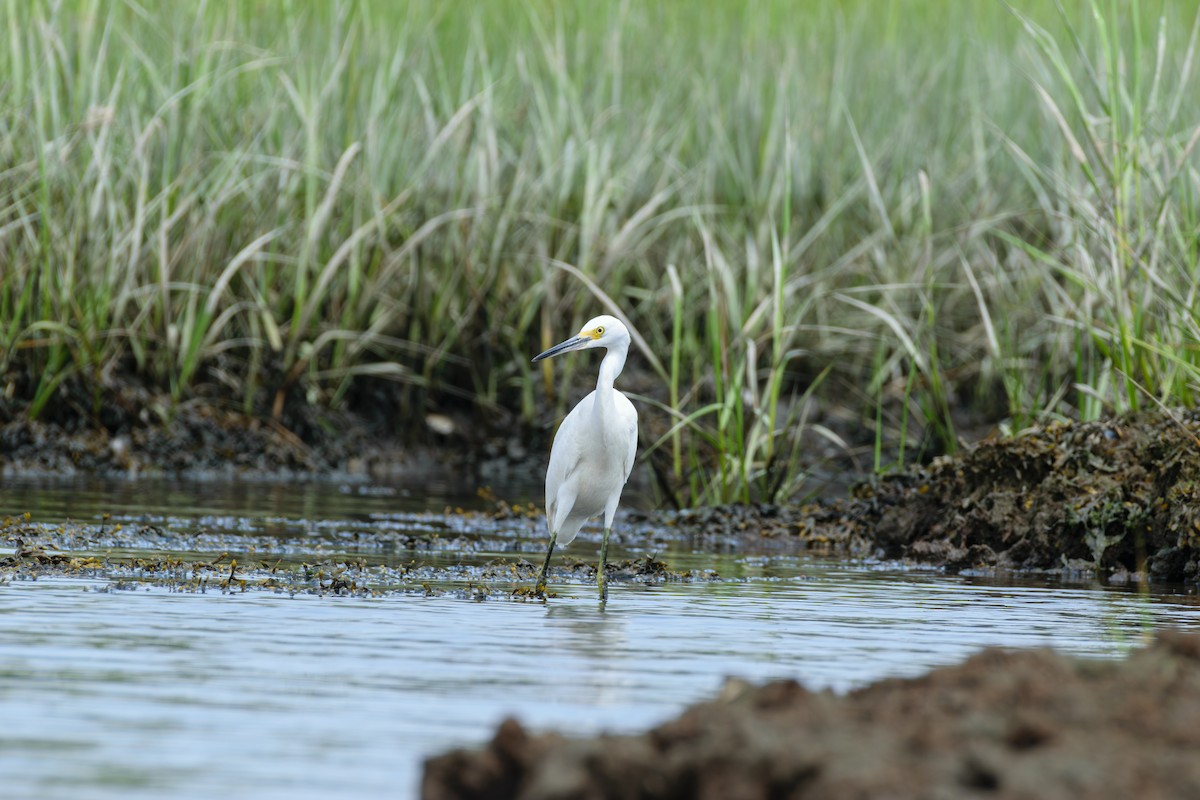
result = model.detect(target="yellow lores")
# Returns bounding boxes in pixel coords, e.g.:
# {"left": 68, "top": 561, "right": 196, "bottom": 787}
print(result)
{"left": 531, "top": 315, "right": 638, "bottom": 603}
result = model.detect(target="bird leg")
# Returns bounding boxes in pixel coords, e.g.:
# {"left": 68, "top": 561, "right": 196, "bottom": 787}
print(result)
{"left": 597, "top": 527, "right": 611, "bottom": 603}
{"left": 534, "top": 532, "right": 558, "bottom": 596}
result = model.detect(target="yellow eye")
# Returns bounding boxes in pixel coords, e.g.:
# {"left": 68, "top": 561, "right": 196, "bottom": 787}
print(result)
{"left": 596, "top": 326, "right": 605, "bottom": 336}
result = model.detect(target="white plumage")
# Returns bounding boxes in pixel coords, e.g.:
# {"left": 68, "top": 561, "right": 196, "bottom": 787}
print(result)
{"left": 531, "top": 314, "right": 638, "bottom": 601}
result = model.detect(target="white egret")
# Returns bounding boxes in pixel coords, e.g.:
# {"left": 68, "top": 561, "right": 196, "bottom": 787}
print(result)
{"left": 531, "top": 314, "right": 638, "bottom": 602}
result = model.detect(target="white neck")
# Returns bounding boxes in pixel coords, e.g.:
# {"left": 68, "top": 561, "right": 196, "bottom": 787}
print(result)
{"left": 595, "top": 340, "right": 628, "bottom": 396}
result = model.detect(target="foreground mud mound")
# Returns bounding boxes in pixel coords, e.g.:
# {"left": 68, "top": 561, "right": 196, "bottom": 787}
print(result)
{"left": 424, "top": 630, "right": 1200, "bottom": 800}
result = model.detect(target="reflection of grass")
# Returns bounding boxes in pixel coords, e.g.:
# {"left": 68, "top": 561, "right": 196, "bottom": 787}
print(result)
{"left": 2, "top": 1, "right": 1198, "bottom": 503}
{"left": 1099, "top": 586, "right": 1158, "bottom": 655}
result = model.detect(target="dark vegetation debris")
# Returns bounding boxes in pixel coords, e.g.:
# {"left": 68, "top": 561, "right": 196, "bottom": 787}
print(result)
{"left": 660, "top": 411, "right": 1200, "bottom": 584}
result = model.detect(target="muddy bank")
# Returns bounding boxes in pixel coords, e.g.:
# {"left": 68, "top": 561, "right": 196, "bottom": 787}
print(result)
{"left": 0, "top": 367, "right": 560, "bottom": 480}
{"left": 6, "top": 402, "right": 1200, "bottom": 584}
{"left": 0, "top": 513, "right": 714, "bottom": 598}
{"left": 0, "top": 403, "right": 529, "bottom": 480}
{"left": 423, "top": 629, "right": 1200, "bottom": 800}
{"left": 661, "top": 410, "right": 1200, "bottom": 584}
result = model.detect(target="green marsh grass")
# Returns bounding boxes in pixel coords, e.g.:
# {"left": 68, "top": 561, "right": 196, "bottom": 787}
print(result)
{"left": 1, "top": 1, "right": 1198, "bottom": 504}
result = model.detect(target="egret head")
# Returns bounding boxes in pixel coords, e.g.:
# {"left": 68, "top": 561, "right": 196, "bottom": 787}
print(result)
{"left": 532, "top": 315, "right": 629, "bottom": 362}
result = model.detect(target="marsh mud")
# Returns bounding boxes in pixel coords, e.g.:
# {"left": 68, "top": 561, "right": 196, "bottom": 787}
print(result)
{"left": 5, "top": 407, "right": 1200, "bottom": 585}
{"left": 0, "top": 404, "right": 463, "bottom": 478}
{"left": 0, "top": 509, "right": 715, "bottom": 599}
{"left": 658, "top": 410, "right": 1200, "bottom": 584}
{"left": 0, "top": 382, "right": 544, "bottom": 479}
{"left": 423, "top": 629, "right": 1200, "bottom": 800}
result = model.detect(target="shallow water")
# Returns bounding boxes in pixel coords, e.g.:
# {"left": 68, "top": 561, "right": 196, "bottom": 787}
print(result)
{"left": 2, "top": 478, "right": 1199, "bottom": 799}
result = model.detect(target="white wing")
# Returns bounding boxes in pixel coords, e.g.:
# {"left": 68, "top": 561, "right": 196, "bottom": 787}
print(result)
{"left": 616, "top": 390, "right": 638, "bottom": 482}
{"left": 543, "top": 389, "right": 635, "bottom": 544}
{"left": 545, "top": 393, "right": 591, "bottom": 529}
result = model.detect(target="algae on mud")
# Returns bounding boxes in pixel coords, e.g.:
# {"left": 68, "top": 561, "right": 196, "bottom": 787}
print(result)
{"left": 658, "top": 410, "right": 1200, "bottom": 585}
{"left": 0, "top": 509, "right": 718, "bottom": 600}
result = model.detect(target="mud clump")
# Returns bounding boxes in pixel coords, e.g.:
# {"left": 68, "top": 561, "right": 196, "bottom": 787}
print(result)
{"left": 862, "top": 411, "right": 1200, "bottom": 582}
{"left": 423, "top": 630, "right": 1200, "bottom": 800}
{"left": 662, "top": 410, "right": 1200, "bottom": 583}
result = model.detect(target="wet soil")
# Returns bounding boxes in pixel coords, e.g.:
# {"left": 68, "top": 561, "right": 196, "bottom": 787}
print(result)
{"left": 0, "top": 386, "right": 532, "bottom": 479}
{"left": 5, "top": 403, "right": 1200, "bottom": 584}
{"left": 423, "top": 629, "right": 1200, "bottom": 800}
{"left": 656, "top": 410, "right": 1200, "bottom": 584}
{"left": 0, "top": 404, "right": 408, "bottom": 477}
{"left": 0, "top": 513, "right": 713, "bottom": 599}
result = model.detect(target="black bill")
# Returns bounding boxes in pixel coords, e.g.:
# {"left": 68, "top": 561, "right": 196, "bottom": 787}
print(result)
{"left": 532, "top": 335, "right": 590, "bottom": 362}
